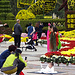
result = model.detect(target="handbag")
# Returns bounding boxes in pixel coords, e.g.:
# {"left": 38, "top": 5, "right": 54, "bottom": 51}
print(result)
{"left": 32, "top": 32, "right": 37, "bottom": 40}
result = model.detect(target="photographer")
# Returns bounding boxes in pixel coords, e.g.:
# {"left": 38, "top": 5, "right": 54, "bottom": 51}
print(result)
{"left": 1, "top": 49, "right": 28, "bottom": 75}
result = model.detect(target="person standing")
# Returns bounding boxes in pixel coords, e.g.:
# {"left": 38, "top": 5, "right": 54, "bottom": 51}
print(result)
{"left": 33, "top": 23, "right": 39, "bottom": 46}
{"left": 14, "top": 19, "right": 22, "bottom": 48}
{"left": 49, "top": 27, "right": 59, "bottom": 52}
{"left": 47, "top": 23, "right": 51, "bottom": 52}
{"left": 27, "top": 23, "right": 35, "bottom": 38}
{"left": 38, "top": 21, "right": 44, "bottom": 39}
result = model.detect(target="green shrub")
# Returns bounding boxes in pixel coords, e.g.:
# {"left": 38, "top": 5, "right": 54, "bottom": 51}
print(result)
{"left": 6, "top": 13, "right": 15, "bottom": 20}
{"left": 1, "top": 19, "right": 66, "bottom": 33}
{"left": 0, "top": 13, "right": 6, "bottom": 20}
{"left": 42, "top": 27, "right": 48, "bottom": 31}
{"left": 0, "top": 0, "right": 11, "bottom": 20}
{"left": 36, "top": 15, "right": 44, "bottom": 19}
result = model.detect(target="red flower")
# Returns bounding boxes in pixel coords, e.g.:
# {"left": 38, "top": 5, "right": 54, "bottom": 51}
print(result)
{"left": 45, "top": 51, "right": 61, "bottom": 57}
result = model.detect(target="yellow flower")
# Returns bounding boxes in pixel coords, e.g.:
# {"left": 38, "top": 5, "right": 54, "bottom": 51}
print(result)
{"left": 16, "top": 9, "right": 35, "bottom": 20}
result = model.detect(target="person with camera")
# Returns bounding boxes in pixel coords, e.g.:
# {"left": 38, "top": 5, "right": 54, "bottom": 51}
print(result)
{"left": 0, "top": 45, "right": 17, "bottom": 69}
{"left": 1, "top": 49, "right": 28, "bottom": 75}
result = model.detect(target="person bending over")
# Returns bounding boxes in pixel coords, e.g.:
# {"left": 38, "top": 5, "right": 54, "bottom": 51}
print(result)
{"left": 1, "top": 49, "right": 28, "bottom": 75}
{"left": 0, "top": 45, "right": 17, "bottom": 68}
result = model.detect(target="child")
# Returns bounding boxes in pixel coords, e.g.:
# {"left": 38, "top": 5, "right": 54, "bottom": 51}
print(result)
{"left": 40, "top": 62, "right": 57, "bottom": 73}
{"left": 25, "top": 37, "right": 37, "bottom": 51}
{"left": 47, "top": 23, "right": 51, "bottom": 52}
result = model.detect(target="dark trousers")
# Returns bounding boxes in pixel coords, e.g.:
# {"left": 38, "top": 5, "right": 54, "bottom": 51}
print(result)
{"left": 16, "top": 61, "right": 25, "bottom": 75}
{"left": 38, "top": 32, "right": 42, "bottom": 39}
{"left": 14, "top": 35, "right": 21, "bottom": 47}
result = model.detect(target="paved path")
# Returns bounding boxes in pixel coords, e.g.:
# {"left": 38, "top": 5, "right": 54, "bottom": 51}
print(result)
{"left": 0, "top": 42, "right": 75, "bottom": 75}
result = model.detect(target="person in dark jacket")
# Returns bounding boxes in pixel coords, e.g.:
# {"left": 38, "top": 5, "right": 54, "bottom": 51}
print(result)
{"left": 37, "top": 21, "right": 44, "bottom": 39}
{"left": 0, "top": 45, "right": 17, "bottom": 69}
{"left": 14, "top": 19, "right": 22, "bottom": 48}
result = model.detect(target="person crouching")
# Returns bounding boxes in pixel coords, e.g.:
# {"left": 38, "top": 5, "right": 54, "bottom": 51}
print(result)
{"left": 1, "top": 49, "right": 28, "bottom": 75}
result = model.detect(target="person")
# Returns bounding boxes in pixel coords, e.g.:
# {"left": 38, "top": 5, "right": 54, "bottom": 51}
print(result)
{"left": 3, "top": 23, "right": 9, "bottom": 28}
{"left": 53, "top": 23, "right": 56, "bottom": 27}
{"left": 49, "top": 27, "right": 59, "bottom": 52}
{"left": 1, "top": 49, "right": 28, "bottom": 75}
{"left": 27, "top": 23, "right": 35, "bottom": 38}
{"left": 14, "top": 19, "right": 22, "bottom": 48}
{"left": 47, "top": 23, "right": 51, "bottom": 52}
{"left": 33, "top": 23, "right": 39, "bottom": 46}
{"left": 40, "top": 62, "right": 57, "bottom": 73}
{"left": 0, "top": 45, "right": 17, "bottom": 69}
{"left": 38, "top": 21, "right": 44, "bottom": 39}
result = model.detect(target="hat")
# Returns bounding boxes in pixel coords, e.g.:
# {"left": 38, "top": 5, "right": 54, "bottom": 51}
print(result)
{"left": 48, "top": 23, "right": 51, "bottom": 26}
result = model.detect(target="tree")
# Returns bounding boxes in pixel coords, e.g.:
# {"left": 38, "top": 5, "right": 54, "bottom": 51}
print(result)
{"left": 9, "top": 0, "right": 18, "bottom": 16}
{"left": 28, "top": 0, "right": 57, "bottom": 15}
{"left": 46, "top": 3, "right": 65, "bottom": 18}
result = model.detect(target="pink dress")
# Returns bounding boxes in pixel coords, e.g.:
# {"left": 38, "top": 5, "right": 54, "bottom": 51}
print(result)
{"left": 47, "top": 30, "right": 50, "bottom": 52}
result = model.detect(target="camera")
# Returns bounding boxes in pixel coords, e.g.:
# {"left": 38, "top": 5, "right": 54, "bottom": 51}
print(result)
{"left": 25, "top": 57, "right": 27, "bottom": 60}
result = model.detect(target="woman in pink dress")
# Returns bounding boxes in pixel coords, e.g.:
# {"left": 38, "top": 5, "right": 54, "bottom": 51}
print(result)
{"left": 47, "top": 23, "right": 51, "bottom": 52}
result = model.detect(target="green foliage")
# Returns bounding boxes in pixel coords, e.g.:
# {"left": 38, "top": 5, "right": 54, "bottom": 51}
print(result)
{"left": 46, "top": 3, "right": 65, "bottom": 18}
{"left": 0, "top": 13, "right": 6, "bottom": 20}
{"left": 0, "top": 1, "right": 11, "bottom": 13}
{"left": 36, "top": 15, "right": 44, "bottom": 19}
{"left": 6, "top": 13, "right": 15, "bottom": 20}
{"left": 10, "top": 0, "right": 18, "bottom": 16}
{"left": 42, "top": 27, "right": 48, "bottom": 31}
{"left": 3, "top": 38, "right": 9, "bottom": 41}
{"left": 40, "top": 57, "right": 46, "bottom": 62}
{"left": 0, "top": 0, "right": 14, "bottom": 20}
{"left": 28, "top": 0, "right": 57, "bottom": 15}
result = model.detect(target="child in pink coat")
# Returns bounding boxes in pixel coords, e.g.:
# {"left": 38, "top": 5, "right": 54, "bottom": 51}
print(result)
{"left": 47, "top": 23, "right": 51, "bottom": 52}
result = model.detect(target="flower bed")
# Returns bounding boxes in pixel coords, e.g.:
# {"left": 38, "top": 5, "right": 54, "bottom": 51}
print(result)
{"left": 40, "top": 34, "right": 75, "bottom": 66}
{"left": 40, "top": 51, "right": 75, "bottom": 66}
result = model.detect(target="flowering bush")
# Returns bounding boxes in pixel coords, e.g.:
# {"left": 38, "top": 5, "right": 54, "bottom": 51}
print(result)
{"left": 40, "top": 52, "right": 75, "bottom": 66}
{"left": 16, "top": 9, "right": 35, "bottom": 20}
{"left": 67, "top": 0, "right": 75, "bottom": 10}
{"left": 59, "top": 30, "right": 75, "bottom": 38}
{"left": 28, "top": 0, "right": 57, "bottom": 15}
{"left": 17, "top": 0, "right": 34, "bottom": 8}
{"left": 44, "top": 16, "right": 52, "bottom": 19}
{"left": 40, "top": 35, "right": 75, "bottom": 66}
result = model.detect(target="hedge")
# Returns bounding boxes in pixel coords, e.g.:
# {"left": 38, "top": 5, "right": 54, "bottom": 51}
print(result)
{"left": 1, "top": 19, "right": 66, "bottom": 33}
